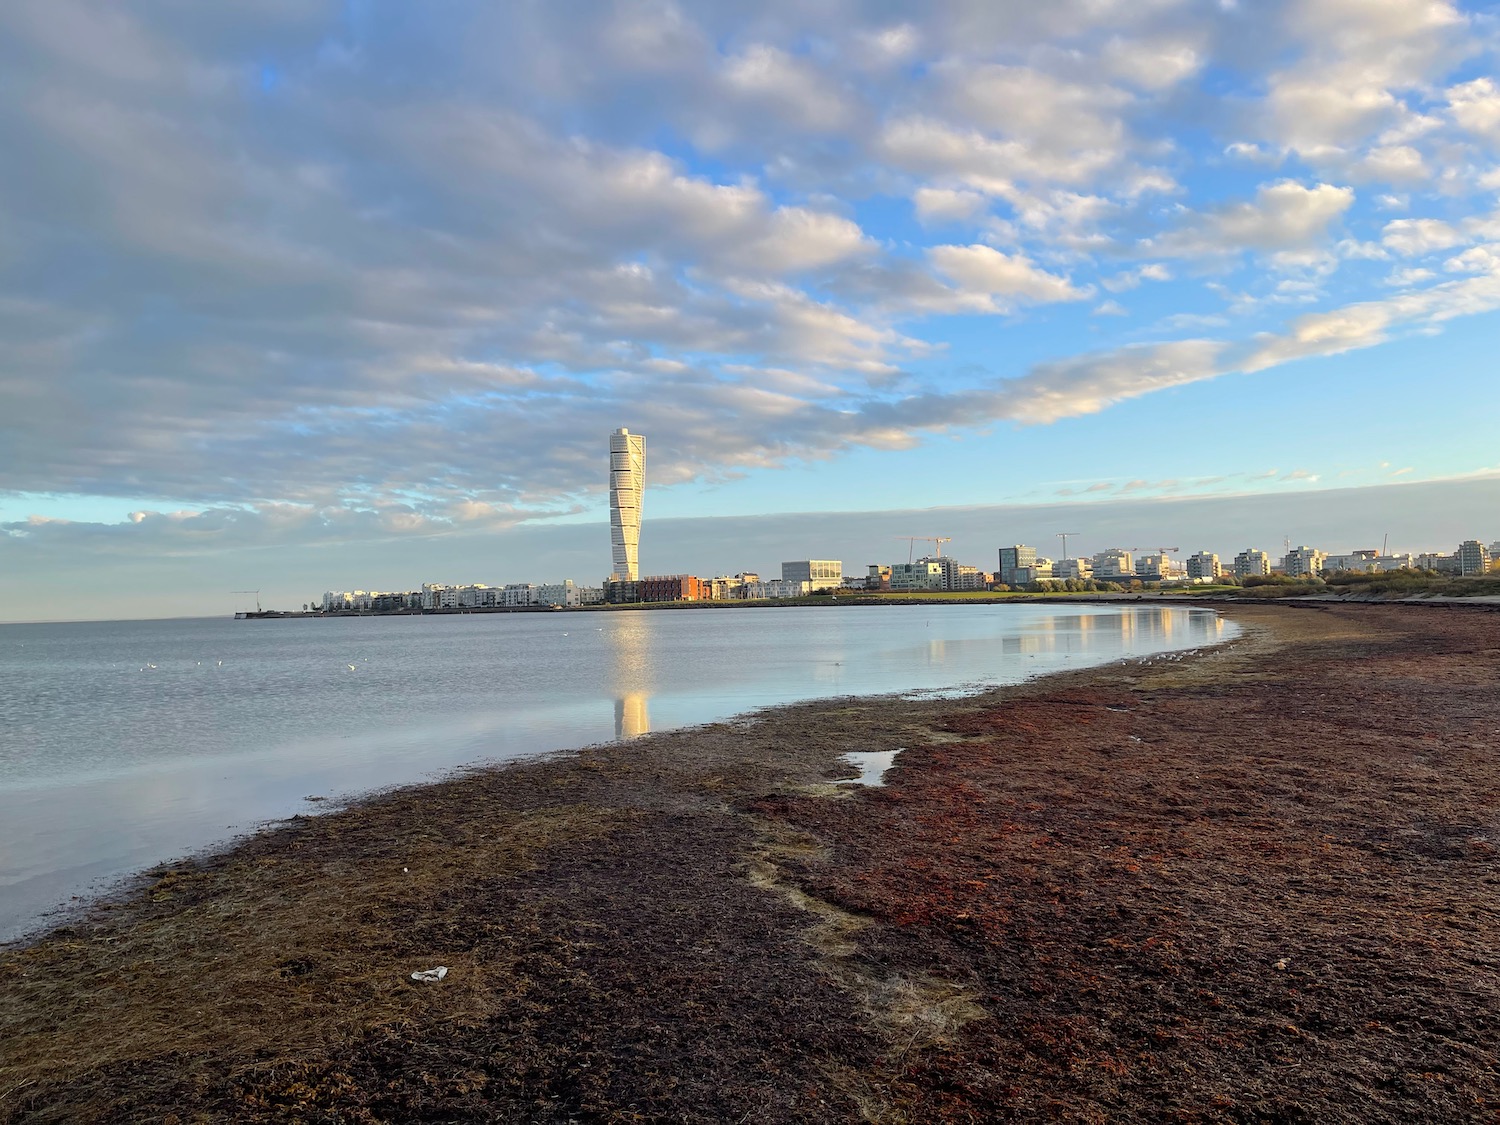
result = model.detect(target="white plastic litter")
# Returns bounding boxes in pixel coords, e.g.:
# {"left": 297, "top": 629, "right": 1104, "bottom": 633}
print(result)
{"left": 410, "top": 966, "right": 449, "bottom": 982}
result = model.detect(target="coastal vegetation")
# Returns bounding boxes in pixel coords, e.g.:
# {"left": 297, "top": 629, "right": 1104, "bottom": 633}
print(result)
{"left": 1226, "top": 568, "right": 1500, "bottom": 599}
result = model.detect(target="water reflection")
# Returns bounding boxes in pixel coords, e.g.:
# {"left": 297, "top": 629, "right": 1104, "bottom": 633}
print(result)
{"left": 606, "top": 613, "right": 655, "bottom": 738}
{"left": 994, "top": 606, "right": 1222, "bottom": 656}
{"left": 614, "top": 692, "right": 651, "bottom": 740}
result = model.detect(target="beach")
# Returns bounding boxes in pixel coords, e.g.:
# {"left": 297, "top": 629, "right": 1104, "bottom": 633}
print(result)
{"left": 2, "top": 601, "right": 1498, "bottom": 1122}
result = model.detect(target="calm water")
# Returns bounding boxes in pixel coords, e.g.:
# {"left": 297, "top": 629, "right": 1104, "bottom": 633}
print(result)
{"left": 0, "top": 603, "right": 1230, "bottom": 942}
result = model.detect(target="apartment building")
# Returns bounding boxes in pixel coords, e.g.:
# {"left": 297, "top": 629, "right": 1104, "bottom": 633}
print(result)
{"left": 1053, "top": 557, "right": 1092, "bottom": 581}
{"left": 1233, "top": 549, "right": 1270, "bottom": 579}
{"left": 1185, "top": 551, "right": 1221, "bottom": 580}
{"left": 640, "top": 574, "right": 704, "bottom": 602}
{"left": 1091, "top": 548, "right": 1134, "bottom": 579}
{"left": 1457, "top": 540, "right": 1492, "bottom": 576}
{"left": 890, "top": 561, "right": 945, "bottom": 591}
{"left": 1280, "top": 546, "right": 1326, "bottom": 577}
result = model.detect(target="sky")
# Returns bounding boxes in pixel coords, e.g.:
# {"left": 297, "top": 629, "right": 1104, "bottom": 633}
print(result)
{"left": 2, "top": 0, "right": 1499, "bottom": 621}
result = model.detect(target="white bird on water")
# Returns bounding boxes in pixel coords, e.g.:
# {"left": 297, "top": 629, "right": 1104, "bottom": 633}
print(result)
{"left": 347, "top": 663, "right": 356, "bottom": 671}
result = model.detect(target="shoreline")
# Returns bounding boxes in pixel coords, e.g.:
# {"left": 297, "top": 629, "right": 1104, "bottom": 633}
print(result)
{"left": 244, "top": 587, "right": 1500, "bottom": 621}
{"left": 3, "top": 603, "right": 1499, "bottom": 1121}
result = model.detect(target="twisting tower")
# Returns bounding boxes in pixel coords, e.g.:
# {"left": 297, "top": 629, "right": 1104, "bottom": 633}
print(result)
{"left": 609, "top": 428, "right": 646, "bottom": 581}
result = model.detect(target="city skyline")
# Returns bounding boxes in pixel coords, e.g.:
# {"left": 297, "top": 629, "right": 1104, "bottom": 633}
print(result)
{"left": 2, "top": 2, "right": 1500, "bottom": 620}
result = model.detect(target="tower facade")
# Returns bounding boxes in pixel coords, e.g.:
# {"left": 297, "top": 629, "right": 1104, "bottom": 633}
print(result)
{"left": 609, "top": 428, "right": 646, "bottom": 581}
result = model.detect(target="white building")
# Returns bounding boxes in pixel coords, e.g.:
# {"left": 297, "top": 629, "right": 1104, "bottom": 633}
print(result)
{"left": 708, "top": 576, "right": 744, "bottom": 600}
{"left": 503, "top": 583, "right": 539, "bottom": 607}
{"left": 609, "top": 427, "right": 646, "bottom": 582}
{"left": 537, "top": 580, "right": 584, "bottom": 607}
{"left": 889, "top": 561, "right": 945, "bottom": 591}
{"left": 916, "top": 555, "right": 962, "bottom": 590}
{"left": 1186, "top": 552, "right": 1221, "bottom": 580}
{"left": 1053, "top": 557, "right": 1092, "bottom": 581}
{"left": 1280, "top": 546, "right": 1327, "bottom": 577}
{"left": 1092, "top": 549, "right": 1134, "bottom": 579}
{"left": 457, "top": 584, "right": 498, "bottom": 608}
{"left": 764, "top": 578, "right": 813, "bottom": 598}
{"left": 954, "top": 564, "right": 986, "bottom": 590}
{"left": 1135, "top": 553, "right": 1184, "bottom": 581}
{"left": 781, "top": 560, "right": 842, "bottom": 591}
{"left": 1233, "top": 549, "right": 1270, "bottom": 579}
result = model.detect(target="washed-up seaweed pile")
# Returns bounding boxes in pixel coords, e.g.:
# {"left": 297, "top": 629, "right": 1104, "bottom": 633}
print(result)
{"left": 2, "top": 604, "right": 1497, "bottom": 1122}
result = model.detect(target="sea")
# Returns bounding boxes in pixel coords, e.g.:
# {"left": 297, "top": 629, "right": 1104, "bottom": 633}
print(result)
{"left": 0, "top": 602, "right": 1231, "bottom": 943}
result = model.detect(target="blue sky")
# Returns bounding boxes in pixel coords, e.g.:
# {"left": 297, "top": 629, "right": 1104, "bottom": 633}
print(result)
{"left": 1, "top": 0, "right": 1498, "bottom": 619}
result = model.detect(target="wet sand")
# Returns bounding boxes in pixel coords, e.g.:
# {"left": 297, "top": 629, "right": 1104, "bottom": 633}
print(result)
{"left": 2, "top": 602, "right": 1498, "bottom": 1122}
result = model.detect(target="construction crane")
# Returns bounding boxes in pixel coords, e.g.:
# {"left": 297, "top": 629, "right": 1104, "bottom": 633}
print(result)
{"left": 895, "top": 536, "right": 952, "bottom": 563}
{"left": 1056, "top": 531, "right": 1080, "bottom": 560}
{"left": 232, "top": 590, "right": 262, "bottom": 613}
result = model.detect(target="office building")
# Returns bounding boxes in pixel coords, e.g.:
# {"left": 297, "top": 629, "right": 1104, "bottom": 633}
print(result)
{"left": 609, "top": 428, "right": 646, "bottom": 581}
{"left": 781, "top": 560, "right": 842, "bottom": 591}
{"left": 998, "top": 545, "right": 1036, "bottom": 586}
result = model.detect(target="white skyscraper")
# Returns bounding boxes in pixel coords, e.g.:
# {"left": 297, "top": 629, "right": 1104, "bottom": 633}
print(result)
{"left": 609, "top": 428, "right": 646, "bottom": 581}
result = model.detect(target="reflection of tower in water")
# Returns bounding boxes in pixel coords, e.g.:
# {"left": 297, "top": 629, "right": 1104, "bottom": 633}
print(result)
{"left": 606, "top": 611, "right": 654, "bottom": 740}
{"left": 614, "top": 692, "right": 650, "bottom": 740}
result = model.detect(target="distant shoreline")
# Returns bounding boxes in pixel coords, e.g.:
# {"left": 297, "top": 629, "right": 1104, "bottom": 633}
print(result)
{"left": 241, "top": 586, "right": 1500, "bottom": 619}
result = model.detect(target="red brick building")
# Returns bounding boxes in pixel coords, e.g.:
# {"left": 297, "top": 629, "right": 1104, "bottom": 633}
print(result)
{"left": 639, "top": 574, "right": 705, "bottom": 602}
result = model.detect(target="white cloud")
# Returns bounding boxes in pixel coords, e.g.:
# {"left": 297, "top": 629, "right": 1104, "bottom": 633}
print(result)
{"left": 989, "top": 340, "right": 1227, "bottom": 424}
{"left": 1352, "top": 145, "right": 1428, "bottom": 184}
{"left": 720, "top": 44, "right": 855, "bottom": 133}
{"left": 1101, "top": 34, "right": 1204, "bottom": 91}
{"left": 1447, "top": 77, "right": 1500, "bottom": 144}
{"left": 1381, "top": 217, "right": 1467, "bottom": 255}
{"left": 1102, "top": 263, "right": 1172, "bottom": 292}
{"left": 1444, "top": 244, "right": 1500, "bottom": 273}
{"left": 911, "top": 187, "right": 987, "bottom": 224}
{"left": 1258, "top": 0, "right": 1471, "bottom": 160}
{"left": 1383, "top": 267, "right": 1435, "bottom": 286}
{"left": 729, "top": 207, "right": 874, "bottom": 273}
{"left": 1224, "top": 142, "right": 1281, "bottom": 165}
{"left": 1241, "top": 269, "right": 1500, "bottom": 372}
{"left": 1149, "top": 181, "right": 1354, "bottom": 257}
{"left": 927, "top": 244, "right": 1090, "bottom": 309}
